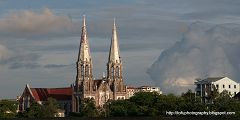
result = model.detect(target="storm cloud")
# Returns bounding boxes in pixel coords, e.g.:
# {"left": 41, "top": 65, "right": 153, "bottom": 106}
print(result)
{"left": 147, "top": 22, "right": 240, "bottom": 94}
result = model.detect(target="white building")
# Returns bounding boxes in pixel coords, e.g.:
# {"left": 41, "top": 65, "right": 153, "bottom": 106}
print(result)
{"left": 195, "top": 77, "right": 239, "bottom": 103}
{"left": 138, "top": 86, "right": 162, "bottom": 94}
{"left": 126, "top": 86, "right": 162, "bottom": 98}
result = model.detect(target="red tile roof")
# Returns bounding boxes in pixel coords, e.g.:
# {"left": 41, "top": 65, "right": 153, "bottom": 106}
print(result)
{"left": 30, "top": 87, "right": 72, "bottom": 101}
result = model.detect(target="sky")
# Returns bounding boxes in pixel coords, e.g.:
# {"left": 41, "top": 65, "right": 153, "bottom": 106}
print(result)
{"left": 1, "top": 0, "right": 240, "bottom": 98}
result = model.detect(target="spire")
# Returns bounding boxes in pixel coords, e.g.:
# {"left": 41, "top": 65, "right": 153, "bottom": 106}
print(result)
{"left": 108, "top": 19, "right": 120, "bottom": 63}
{"left": 75, "top": 15, "right": 93, "bottom": 92}
{"left": 78, "top": 15, "right": 91, "bottom": 62}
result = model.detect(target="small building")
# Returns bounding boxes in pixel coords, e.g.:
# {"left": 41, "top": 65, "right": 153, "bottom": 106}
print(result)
{"left": 195, "top": 77, "right": 239, "bottom": 103}
{"left": 18, "top": 84, "right": 72, "bottom": 116}
{"left": 126, "top": 86, "right": 162, "bottom": 98}
{"left": 138, "top": 86, "right": 162, "bottom": 94}
{"left": 126, "top": 86, "right": 137, "bottom": 98}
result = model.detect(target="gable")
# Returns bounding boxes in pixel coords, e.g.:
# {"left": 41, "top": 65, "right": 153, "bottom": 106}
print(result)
{"left": 20, "top": 84, "right": 36, "bottom": 101}
{"left": 214, "top": 77, "right": 238, "bottom": 84}
{"left": 97, "top": 81, "right": 111, "bottom": 92}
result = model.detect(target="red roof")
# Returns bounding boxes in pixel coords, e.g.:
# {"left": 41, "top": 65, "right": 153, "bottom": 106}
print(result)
{"left": 30, "top": 87, "right": 72, "bottom": 101}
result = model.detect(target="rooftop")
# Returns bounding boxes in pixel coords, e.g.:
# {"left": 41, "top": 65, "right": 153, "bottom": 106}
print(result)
{"left": 195, "top": 77, "right": 225, "bottom": 83}
{"left": 30, "top": 87, "right": 72, "bottom": 101}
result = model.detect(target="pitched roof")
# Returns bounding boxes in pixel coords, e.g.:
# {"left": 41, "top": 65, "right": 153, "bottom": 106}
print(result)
{"left": 200, "top": 77, "right": 225, "bottom": 83}
{"left": 30, "top": 87, "right": 72, "bottom": 101}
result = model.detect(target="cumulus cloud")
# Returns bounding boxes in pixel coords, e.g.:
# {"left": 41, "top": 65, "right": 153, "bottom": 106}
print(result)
{"left": 0, "top": 8, "right": 76, "bottom": 38}
{"left": 147, "top": 22, "right": 240, "bottom": 94}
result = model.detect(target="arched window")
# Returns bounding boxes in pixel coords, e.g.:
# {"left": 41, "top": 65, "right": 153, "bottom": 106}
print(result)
{"left": 85, "top": 82, "right": 88, "bottom": 91}
{"left": 116, "top": 66, "right": 119, "bottom": 78}
{"left": 85, "top": 65, "right": 89, "bottom": 77}
{"left": 111, "top": 66, "right": 114, "bottom": 79}
{"left": 81, "top": 65, "right": 84, "bottom": 77}
{"left": 76, "top": 97, "right": 79, "bottom": 112}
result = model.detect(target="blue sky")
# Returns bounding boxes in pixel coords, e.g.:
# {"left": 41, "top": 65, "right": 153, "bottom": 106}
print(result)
{"left": 1, "top": 0, "right": 240, "bottom": 98}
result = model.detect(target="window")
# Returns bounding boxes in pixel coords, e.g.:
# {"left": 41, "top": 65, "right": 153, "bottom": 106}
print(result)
{"left": 85, "top": 65, "right": 89, "bottom": 76}
{"left": 223, "top": 85, "right": 225, "bottom": 88}
{"left": 196, "top": 84, "right": 200, "bottom": 89}
{"left": 216, "top": 84, "right": 219, "bottom": 88}
{"left": 116, "top": 66, "right": 119, "bottom": 78}
{"left": 234, "top": 92, "right": 237, "bottom": 95}
{"left": 196, "top": 91, "right": 200, "bottom": 96}
{"left": 81, "top": 65, "right": 84, "bottom": 77}
{"left": 229, "top": 85, "right": 231, "bottom": 88}
{"left": 234, "top": 85, "right": 236, "bottom": 89}
{"left": 111, "top": 66, "right": 114, "bottom": 79}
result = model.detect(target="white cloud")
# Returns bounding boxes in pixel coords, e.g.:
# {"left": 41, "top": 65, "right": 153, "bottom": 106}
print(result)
{"left": 0, "top": 8, "right": 76, "bottom": 38}
{"left": 147, "top": 22, "right": 240, "bottom": 94}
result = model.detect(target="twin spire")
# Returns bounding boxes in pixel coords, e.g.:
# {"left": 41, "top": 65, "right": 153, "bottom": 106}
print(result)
{"left": 77, "top": 16, "right": 121, "bottom": 64}
{"left": 109, "top": 19, "right": 121, "bottom": 63}
{"left": 78, "top": 15, "right": 91, "bottom": 62}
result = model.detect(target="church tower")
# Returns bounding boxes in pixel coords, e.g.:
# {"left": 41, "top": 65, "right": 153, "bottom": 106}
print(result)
{"left": 73, "top": 16, "right": 93, "bottom": 112}
{"left": 107, "top": 20, "right": 125, "bottom": 100}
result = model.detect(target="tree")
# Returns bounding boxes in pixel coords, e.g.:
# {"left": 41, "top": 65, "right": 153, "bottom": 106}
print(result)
{"left": 157, "top": 94, "right": 179, "bottom": 114}
{"left": 107, "top": 100, "right": 131, "bottom": 117}
{"left": 19, "top": 98, "right": 59, "bottom": 118}
{"left": 179, "top": 89, "right": 195, "bottom": 111}
{"left": 214, "top": 90, "right": 231, "bottom": 111}
{"left": 180, "top": 89, "right": 207, "bottom": 112}
{"left": 43, "top": 97, "right": 59, "bottom": 118}
{"left": 23, "top": 102, "right": 44, "bottom": 118}
{"left": 82, "top": 98, "right": 98, "bottom": 117}
{"left": 130, "top": 92, "right": 158, "bottom": 107}
{"left": 0, "top": 100, "right": 18, "bottom": 118}
{"left": 129, "top": 92, "right": 160, "bottom": 116}
{"left": 208, "top": 86, "right": 219, "bottom": 104}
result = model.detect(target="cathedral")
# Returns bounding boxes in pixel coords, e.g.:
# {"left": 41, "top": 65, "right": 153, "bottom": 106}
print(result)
{"left": 18, "top": 16, "right": 161, "bottom": 116}
{"left": 72, "top": 16, "right": 127, "bottom": 112}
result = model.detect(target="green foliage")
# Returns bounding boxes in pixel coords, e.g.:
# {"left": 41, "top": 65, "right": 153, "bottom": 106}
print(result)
{"left": 43, "top": 97, "right": 59, "bottom": 117}
{"left": 108, "top": 100, "right": 137, "bottom": 117}
{"left": 23, "top": 102, "right": 44, "bottom": 118}
{"left": 18, "top": 97, "right": 59, "bottom": 118}
{"left": 0, "top": 100, "right": 18, "bottom": 118}
{"left": 81, "top": 98, "right": 98, "bottom": 117}
{"left": 213, "top": 90, "right": 232, "bottom": 111}
{"left": 6, "top": 90, "right": 240, "bottom": 118}
{"left": 105, "top": 90, "right": 240, "bottom": 117}
{"left": 130, "top": 92, "right": 157, "bottom": 106}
